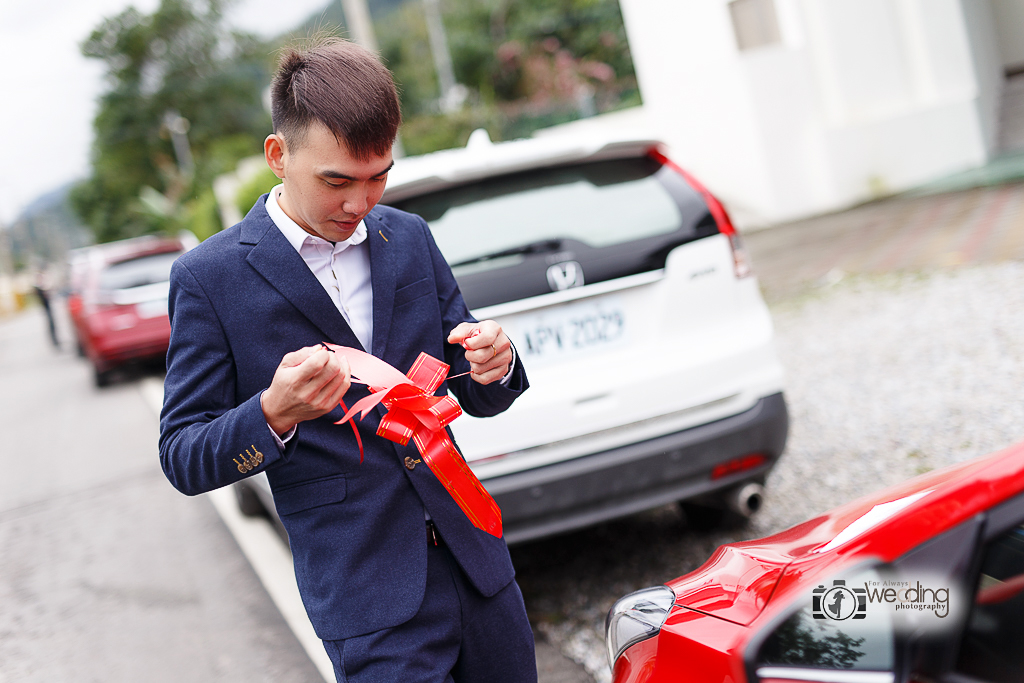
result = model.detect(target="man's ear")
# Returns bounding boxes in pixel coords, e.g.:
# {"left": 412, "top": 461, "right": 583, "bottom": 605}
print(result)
{"left": 264, "top": 134, "right": 287, "bottom": 179}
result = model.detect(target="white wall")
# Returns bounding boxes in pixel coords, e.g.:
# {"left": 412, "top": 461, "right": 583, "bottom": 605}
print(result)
{"left": 604, "top": 0, "right": 998, "bottom": 228}
{"left": 615, "top": 0, "right": 778, "bottom": 224}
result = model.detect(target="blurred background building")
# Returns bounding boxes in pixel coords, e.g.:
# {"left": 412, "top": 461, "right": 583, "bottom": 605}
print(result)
{"left": 576, "top": 0, "right": 1024, "bottom": 228}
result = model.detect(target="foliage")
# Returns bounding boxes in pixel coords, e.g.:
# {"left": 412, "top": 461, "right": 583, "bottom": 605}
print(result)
{"left": 72, "top": 0, "right": 640, "bottom": 243}
{"left": 71, "top": 0, "right": 274, "bottom": 243}
{"left": 234, "top": 166, "right": 282, "bottom": 219}
{"left": 376, "top": 0, "right": 640, "bottom": 153}
{"left": 186, "top": 187, "right": 224, "bottom": 242}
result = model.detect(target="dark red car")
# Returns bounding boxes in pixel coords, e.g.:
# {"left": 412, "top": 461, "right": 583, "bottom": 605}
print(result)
{"left": 606, "top": 440, "right": 1024, "bottom": 683}
{"left": 72, "top": 235, "right": 192, "bottom": 386}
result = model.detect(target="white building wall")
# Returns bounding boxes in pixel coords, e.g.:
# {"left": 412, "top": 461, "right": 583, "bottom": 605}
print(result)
{"left": 614, "top": 0, "right": 779, "bottom": 222}
{"left": 606, "top": 0, "right": 1000, "bottom": 228}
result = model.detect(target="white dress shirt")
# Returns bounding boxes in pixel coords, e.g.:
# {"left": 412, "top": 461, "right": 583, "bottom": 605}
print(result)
{"left": 266, "top": 185, "right": 374, "bottom": 351}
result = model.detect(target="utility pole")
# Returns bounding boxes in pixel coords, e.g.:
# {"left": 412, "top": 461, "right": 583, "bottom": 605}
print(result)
{"left": 340, "top": 0, "right": 379, "bottom": 52}
{"left": 422, "top": 0, "right": 465, "bottom": 113}
{"left": 0, "top": 224, "right": 12, "bottom": 276}
{"left": 163, "top": 110, "right": 195, "bottom": 178}
{"left": 338, "top": 0, "right": 407, "bottom": 156}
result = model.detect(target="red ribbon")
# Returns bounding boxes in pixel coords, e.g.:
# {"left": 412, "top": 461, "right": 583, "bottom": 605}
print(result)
{"left": 329, "top": 345, "right": 503, "bottom": 538}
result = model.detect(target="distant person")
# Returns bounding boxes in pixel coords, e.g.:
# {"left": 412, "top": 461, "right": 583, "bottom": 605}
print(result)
{"left": 33, "top": 269, "right": 59, "bottom": 348}
{"left": 158, "top": 38, "right": 536, "bottom": 683}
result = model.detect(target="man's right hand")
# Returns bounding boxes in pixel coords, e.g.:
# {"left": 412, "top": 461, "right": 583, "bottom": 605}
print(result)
{"left": 261, "top": 345, "right": 352, "bottom": 436}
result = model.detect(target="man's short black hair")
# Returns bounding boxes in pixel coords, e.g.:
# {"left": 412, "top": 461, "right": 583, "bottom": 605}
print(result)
{"left": 271, "top": 38, "right": 401, "bottom": 159}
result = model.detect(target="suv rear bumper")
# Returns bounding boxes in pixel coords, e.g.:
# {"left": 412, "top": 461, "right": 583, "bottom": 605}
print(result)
{"left": 485, "top": 392, "right": 789, "bottom": 544}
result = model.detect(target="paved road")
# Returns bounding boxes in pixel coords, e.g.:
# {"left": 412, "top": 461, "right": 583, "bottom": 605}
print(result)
{"left": 0, "top": 310, "right": 323, "bottom": 682}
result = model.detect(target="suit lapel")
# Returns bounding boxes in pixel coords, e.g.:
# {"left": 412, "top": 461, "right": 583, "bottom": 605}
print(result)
{"left": 366, "top": 211, "right": 396, "bottom": 359}
{"left": 242, "top": 202, "right": 363, "bottom": 349}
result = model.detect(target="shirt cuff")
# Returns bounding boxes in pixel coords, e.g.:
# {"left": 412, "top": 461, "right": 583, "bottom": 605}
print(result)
{"left": 267, "top": 423, "right": 297, "bottom": 450}
{"left": 499, "top": 342, "right": 518, "bottom": 386}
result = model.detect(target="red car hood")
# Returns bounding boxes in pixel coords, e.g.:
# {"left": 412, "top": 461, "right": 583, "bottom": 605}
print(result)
{"left": 668, "top": 441, "right": 1024, "bottom": 626}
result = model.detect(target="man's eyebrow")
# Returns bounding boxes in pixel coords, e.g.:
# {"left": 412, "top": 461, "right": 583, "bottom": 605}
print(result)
{"left": 319, "top": 161, "right": 395, "bottom": 180}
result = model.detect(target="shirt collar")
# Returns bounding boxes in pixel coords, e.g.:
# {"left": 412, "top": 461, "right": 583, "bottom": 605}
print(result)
{"left": 265, "top": 184, "right": 367, "bottom": 255}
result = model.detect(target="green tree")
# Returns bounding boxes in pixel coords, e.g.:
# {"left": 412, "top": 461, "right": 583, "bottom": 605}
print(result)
{"left": 71, "top": 0, "right": 273, "bottom": 242}
{"left": 375, "top": 0, "right": 640, "bottom": 153}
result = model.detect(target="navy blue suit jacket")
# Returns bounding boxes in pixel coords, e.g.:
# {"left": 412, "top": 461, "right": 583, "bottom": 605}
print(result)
{"left": 158, "top": 198, "right": 528, "bottom": 641}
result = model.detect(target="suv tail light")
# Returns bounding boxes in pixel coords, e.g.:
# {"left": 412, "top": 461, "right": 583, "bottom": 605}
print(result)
{"left": 649, "top": 149, "right": 753, "bottom": 279}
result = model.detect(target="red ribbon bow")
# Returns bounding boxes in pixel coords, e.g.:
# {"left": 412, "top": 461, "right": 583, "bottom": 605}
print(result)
{"left": 329, "top": 345, "right": 502, "bottom": 538}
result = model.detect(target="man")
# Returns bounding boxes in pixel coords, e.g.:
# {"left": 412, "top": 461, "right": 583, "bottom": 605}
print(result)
{"left": 158, "top": 39, "right": 537, "bottom": 683}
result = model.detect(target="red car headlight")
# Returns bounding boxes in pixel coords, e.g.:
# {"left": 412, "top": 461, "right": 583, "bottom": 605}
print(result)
{"left": 605, "top": 585, "right": 675, "bottom": 667}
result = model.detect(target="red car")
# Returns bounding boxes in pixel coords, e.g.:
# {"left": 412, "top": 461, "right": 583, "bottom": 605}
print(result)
{"left": 606, "top": 440, "right": 1024, "bottom": 683}
{"left": 72, "top": 235, "right": 192, "bottom": 386}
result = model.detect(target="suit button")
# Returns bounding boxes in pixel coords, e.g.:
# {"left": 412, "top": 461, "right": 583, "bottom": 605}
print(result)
{"left": 404, "top": 457, "right": 417, "bottom": 471}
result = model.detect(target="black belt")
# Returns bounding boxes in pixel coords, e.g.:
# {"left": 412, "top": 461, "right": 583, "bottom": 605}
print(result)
{"left": 427, "top": 520, "right": 444, "bottom": 547}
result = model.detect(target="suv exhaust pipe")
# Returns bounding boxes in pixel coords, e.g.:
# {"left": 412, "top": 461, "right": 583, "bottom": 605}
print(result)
{"left": 726, "top": 482, "right": 765, "bottom": 518}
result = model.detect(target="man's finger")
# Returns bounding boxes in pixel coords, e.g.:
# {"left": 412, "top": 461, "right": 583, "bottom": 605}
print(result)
{"left": 290, "top": 347, "right": 334, "bottom": 383}
{"left": 466, "top": 331, "right": 510, "bottom": 362}
{"left": 280, "top": 345, "right": 322, "bottom": 368}
{"left": 447, "top": 322, "right": 477, "bottom": 346}
{"left": 324, "top": 370, "right": 353, "bottom": 409}
{"left": 312, "top": 357, "right": 351, "bottom": 410}
{"left": 465, "top": 344, "right": 497, "bottom": 364}
{"left": 465, "top": 320, "right": 503, "bottom": 350}
{"left": 470, "top": 365, "right": 505, "bottom": 385}
{"left": 470, "top": 346, "right": 511, "bottom": 372}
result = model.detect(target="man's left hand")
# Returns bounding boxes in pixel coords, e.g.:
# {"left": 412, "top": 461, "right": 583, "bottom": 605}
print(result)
{"left": 448, "top": 321, "right": 512, "bottom": 385}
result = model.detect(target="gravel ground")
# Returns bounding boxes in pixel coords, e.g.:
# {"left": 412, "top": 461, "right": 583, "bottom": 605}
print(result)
{"left": 511, "top": 262, "right": 1024, "bottom": 683}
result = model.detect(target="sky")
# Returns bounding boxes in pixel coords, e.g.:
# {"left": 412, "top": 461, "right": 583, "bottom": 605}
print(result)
{"left": 0, "top": 0, "right": 334, "bottom": 225}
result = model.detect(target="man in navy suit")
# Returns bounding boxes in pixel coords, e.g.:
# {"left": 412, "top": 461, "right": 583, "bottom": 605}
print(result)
{"left": 158, "top": 39, "right": 537, "bottom": 683}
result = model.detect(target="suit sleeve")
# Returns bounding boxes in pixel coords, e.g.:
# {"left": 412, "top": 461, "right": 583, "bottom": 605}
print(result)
{"left": 419, "top": 218, "right": 529, "bottom": 417}
{"left": 158, "top": 259, "right": 295, "bottom": 496}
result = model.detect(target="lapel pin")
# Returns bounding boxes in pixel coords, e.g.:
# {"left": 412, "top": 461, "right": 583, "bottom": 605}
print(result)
{"left": 378, "top": 229, "right": 388, "bottom": 242}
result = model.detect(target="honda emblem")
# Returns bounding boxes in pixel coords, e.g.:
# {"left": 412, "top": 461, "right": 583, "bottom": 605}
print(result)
{"left": 546, "top": 261, "right": 585, "bottom": 292}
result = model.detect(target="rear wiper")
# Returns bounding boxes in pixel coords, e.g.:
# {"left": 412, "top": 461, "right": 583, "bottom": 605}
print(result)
{"left": 451, "top": 239, "right": 563, "bottom": 268}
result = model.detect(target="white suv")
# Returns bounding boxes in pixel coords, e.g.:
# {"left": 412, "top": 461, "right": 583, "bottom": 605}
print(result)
{"left": 236, "top": 131, "right": 788, "bottom": 544}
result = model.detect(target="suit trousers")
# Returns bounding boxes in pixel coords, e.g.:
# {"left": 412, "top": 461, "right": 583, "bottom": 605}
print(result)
{"left": 323, "top": 538, "right": 537, "bottom": 683}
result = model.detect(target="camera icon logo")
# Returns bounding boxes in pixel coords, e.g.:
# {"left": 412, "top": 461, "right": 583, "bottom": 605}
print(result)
{"left": 813, "top": 580, "right": 867, "bottom": 621}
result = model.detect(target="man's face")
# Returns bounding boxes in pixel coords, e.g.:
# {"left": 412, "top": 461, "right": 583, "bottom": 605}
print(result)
{"left": 265, "top": 122, "right": 393, "bottom": 243}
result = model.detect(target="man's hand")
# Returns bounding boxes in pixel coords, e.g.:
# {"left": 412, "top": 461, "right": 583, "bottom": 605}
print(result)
{"left": 261, "top": 345, "right": 351, "bottom": 435}
{"left": 448, "top": 321, "right": 512, "bottom": 385}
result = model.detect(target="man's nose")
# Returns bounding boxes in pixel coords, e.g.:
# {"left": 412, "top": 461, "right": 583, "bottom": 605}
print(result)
{"left": 341, "top": 188, "right": 368, "bottom": 215}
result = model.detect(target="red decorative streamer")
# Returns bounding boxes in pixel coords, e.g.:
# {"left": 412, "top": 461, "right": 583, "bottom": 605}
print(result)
{"left": 329, "top": 345, "right": 503, "bottom": 538}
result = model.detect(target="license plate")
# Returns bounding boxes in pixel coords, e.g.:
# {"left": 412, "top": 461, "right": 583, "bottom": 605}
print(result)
{"left": 511, "top": 297, "right": 627, "bottom": 366}
{"left": 136, "top": 298, "right": 168, "bottom": 319}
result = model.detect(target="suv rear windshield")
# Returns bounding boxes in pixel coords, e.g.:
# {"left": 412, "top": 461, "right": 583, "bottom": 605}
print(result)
{"left": 389, "top": 156, "right": 715, "bottom": 309}
{"left": 99, "top": 251, "right": 183, "bottom": 291}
